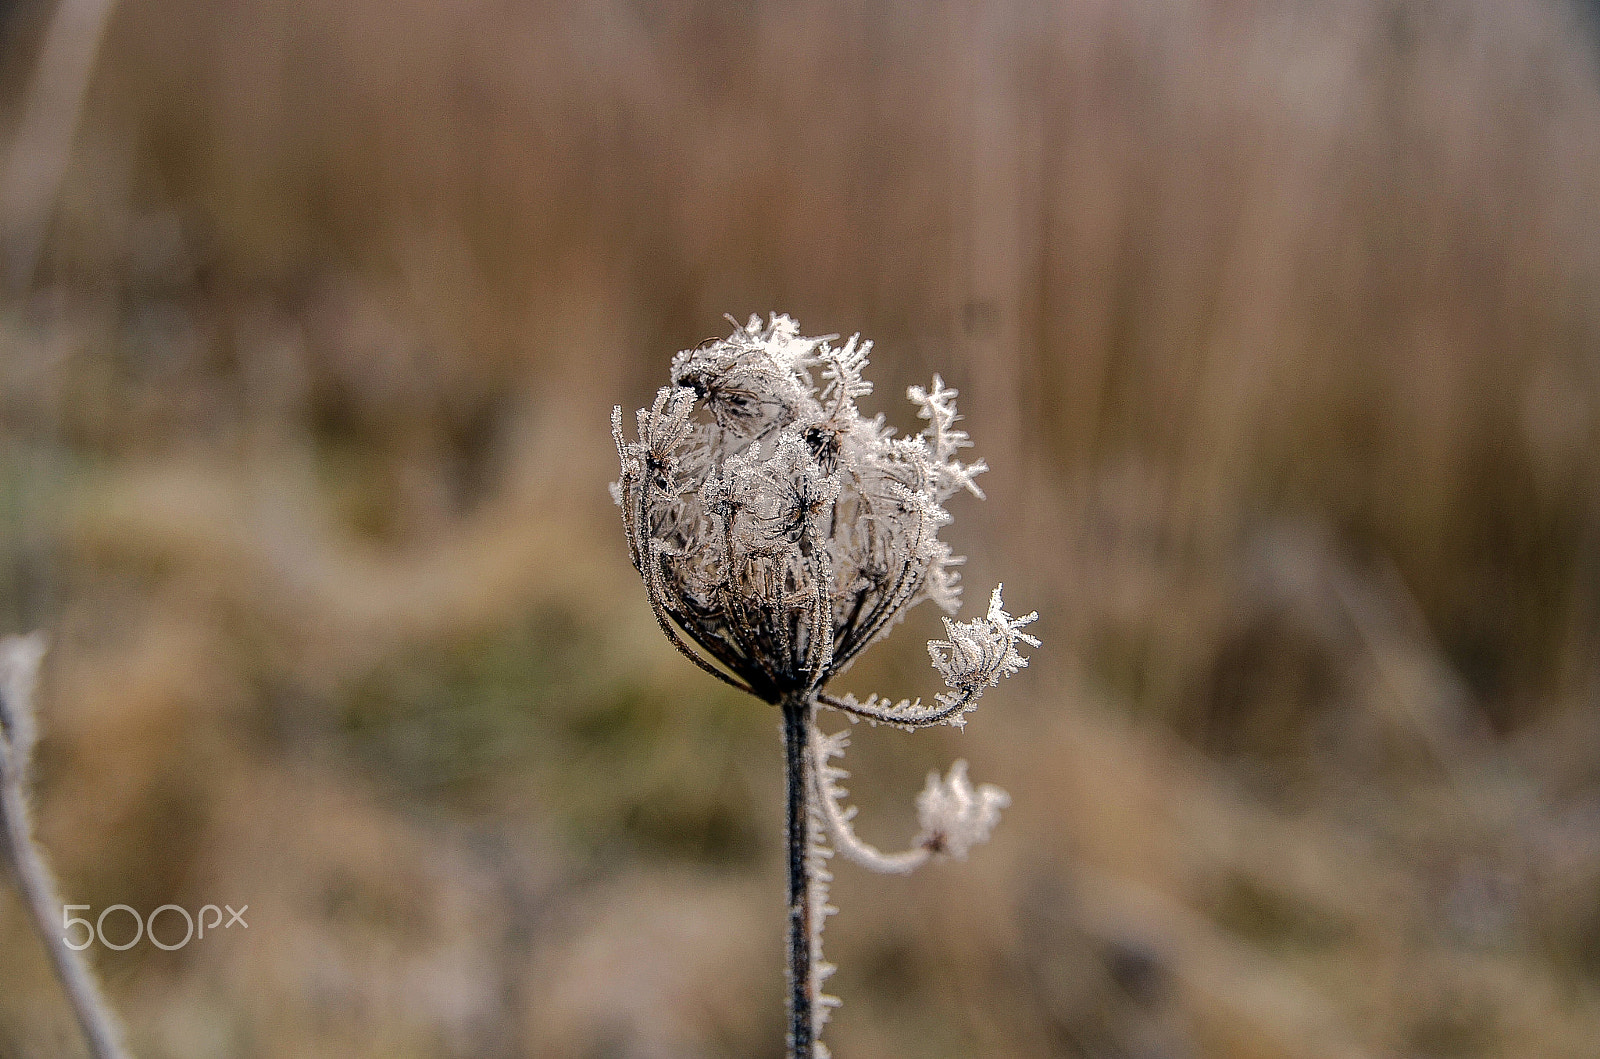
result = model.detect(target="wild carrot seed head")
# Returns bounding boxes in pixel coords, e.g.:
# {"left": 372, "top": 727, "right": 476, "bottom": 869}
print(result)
{"left": 612, "top": 314, "right": 993, "bottom": 701}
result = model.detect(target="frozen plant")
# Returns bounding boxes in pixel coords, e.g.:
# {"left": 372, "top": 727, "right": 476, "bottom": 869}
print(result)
{"left": 0, "top": 635, "right": 130, "bottom": 1059}
{"left": 612, "top": 314, "right": 1038, "bottom": 1059}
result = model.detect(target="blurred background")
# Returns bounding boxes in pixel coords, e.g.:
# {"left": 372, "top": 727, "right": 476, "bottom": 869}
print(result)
{"left": 3, "top": 0, "right": 1600, "bottom": 1055}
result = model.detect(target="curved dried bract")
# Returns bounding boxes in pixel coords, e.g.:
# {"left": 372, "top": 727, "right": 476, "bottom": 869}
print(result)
{"left": 810, "top": 727, "right": 1010, "bottom": 875}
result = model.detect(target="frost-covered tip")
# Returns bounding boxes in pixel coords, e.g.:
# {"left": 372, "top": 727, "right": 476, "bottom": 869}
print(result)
{"left": 916, "top": 761, "right": 1010, "bottom": 860}
{"left": 0, "top": 633, "right": 47, "bottom": 773}
{"left": 926, "top": 585, "right": 1039, "bottom": 727}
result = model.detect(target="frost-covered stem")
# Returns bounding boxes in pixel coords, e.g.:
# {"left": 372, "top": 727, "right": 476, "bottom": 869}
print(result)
{"left": 0, "top": 642, "right": 129, "bottom": 1059}
{"left": 809, "top": 725, "right": 929, "bottom": 874}
{"left": 781, "top": 691, "right": 817, "bottom": 1059}
{"left": 817, "top": 685, "right": 979, "bottom": 729}
{"left": 0, "top": 778, "right": 128, "bottom": 1059}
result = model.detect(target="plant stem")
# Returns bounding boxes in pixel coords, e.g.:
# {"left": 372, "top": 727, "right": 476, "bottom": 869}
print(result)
{"left": 0, "top": 774, "right": 129, "bottom": 1059}
{"left": 781, "top": 692, "right": 815, "bottom": 1059}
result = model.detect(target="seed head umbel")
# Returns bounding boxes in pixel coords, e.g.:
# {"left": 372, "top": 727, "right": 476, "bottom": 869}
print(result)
{"left": 612, "top": 313, "right": 1032, "bottom": 704}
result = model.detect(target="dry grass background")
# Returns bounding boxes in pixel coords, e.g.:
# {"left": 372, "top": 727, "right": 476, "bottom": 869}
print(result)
{"left": 4, "top": 0, "right": 1600, "bottom": 1055}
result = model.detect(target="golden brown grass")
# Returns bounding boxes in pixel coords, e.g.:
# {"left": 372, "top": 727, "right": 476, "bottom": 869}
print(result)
{"left": 4, "top": 0, "right": 1600, "bottom": 1054}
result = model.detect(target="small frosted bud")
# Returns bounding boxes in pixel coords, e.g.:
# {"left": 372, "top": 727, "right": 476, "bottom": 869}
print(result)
{"left": 925, "top": 585, "right": 1039, "bottom": 727}
{"left": 916, "top": 760, "right": 1009, "bottom": 860}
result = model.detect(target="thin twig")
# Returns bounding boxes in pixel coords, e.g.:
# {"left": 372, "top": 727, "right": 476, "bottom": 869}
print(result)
{"left": 0, "top": 636, "right": 130, "bottom": 1059}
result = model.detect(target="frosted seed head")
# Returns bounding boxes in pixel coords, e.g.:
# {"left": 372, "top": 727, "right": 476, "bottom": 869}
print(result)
{"left": 612, "top": 315, "right": 992, "bottom": 697}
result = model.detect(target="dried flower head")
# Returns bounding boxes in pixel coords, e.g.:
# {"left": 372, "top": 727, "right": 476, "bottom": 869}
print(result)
{"left": 612, "top": 314, "right": 1030, "bottom": 701}
{"left": 612, "top": 314, "right": 1037, "bottom": 1059}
